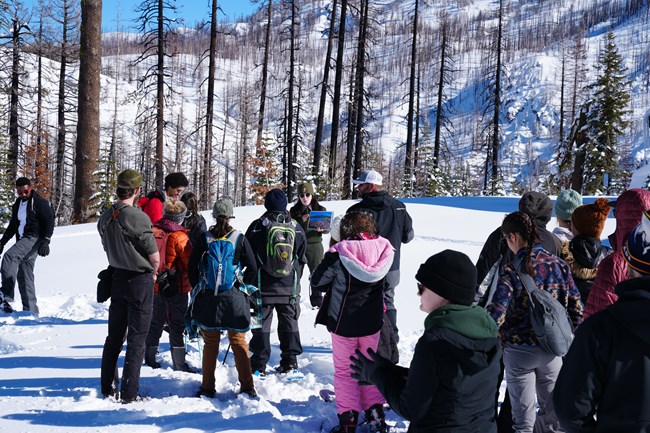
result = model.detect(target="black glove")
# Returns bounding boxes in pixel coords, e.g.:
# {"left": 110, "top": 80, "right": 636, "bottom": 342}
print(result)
{"left": 350, "top": 348, "right": 391, "bottom": 386}
{"left": 38, "top": 238, "right": 50, "bottom": 257}
{"left": 310, "top": 292, "right": 323, "bottom": 309}
{"left": 0, "top": 242, "right": 4, "bottom": 256}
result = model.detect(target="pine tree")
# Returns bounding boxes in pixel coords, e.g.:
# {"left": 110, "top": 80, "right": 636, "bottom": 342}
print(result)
{"left": 583, "top": 31, "right": 631, "bottom": 194}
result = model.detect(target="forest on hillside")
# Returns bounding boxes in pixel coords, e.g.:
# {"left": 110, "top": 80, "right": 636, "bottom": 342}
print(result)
{"left": 0, "top": 0, "right": 648, "bottom": 226}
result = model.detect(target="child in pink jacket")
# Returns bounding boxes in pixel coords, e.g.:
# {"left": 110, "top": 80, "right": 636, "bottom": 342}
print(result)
{"left": 311, "top": 212, "right": 394, "bottom": 433}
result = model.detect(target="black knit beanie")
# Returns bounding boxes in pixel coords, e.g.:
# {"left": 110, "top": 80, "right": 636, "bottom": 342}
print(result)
{"left": 415, "top": 250, "right": 477, "bottom": 306}
{"left": 264, "top": 188, "right": 288, "bottom": 212}
{"left": 519, "top": 191, "right": 553, "bottom": 224}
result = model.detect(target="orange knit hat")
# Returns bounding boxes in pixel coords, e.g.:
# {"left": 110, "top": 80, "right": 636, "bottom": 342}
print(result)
{"left": 571, "top": 198, "right": 611, "bottom": 238}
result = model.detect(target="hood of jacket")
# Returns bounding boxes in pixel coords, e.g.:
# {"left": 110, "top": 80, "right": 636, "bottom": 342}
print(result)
{"left": 424, "top": 304, "right": 498, "bottom": 340}
{"left": 330, "top": 237, "right": 394, "bottom": 283}
{"left": 357, "top": 190, "right": 393, "bottom": 211}
{"left": 569, "top": 235, "right": 611, "bottom": 269}
{"left": 609, "top": 188, "right": 650, "bottom": 251}
{"left": 154, "top": 218, "right": 187, "bottom": 233}
{"left": 609, "top": 276, "right": 650, "bottom": 346}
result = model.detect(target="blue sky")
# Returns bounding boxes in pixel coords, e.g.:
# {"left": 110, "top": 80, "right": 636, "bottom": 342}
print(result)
{"left": 22, "top": 0, "right": 259, "bottom": 30}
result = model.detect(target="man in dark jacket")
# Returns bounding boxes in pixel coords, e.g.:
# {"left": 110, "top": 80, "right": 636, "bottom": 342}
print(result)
{"left": 98, "top": 169, "right": 160, "bottom": 403}
{"left": 347, "top": 169, "right": 414, "bottom": 343}
{"left": 245, "top": 188, "right": 307, "bottom": 374}
{"left": 351, "top": 250, "right": 502, "bottom": 433}
{"left": 554, "top": 212, "right": 650, "bottom": 433}
{"left": 0, "top": 177, "right": 54, "bottom": 315}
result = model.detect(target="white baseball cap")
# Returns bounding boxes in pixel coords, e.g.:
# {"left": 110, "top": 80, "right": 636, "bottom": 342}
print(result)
{"left": 352, "top": 169, "right": 383, "bottom": 186}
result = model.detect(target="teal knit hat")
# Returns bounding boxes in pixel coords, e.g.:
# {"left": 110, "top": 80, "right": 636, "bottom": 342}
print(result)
{"left": 555, "top": 189, "right": 583, "bottom": 221}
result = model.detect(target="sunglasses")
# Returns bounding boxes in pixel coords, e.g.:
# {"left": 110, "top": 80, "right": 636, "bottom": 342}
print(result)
{"left": 16, "top": 188, "right": 30, "bottom": 196}
{"left": 300, "top": 193, "right": 311, "bottom": 198}
{"left": 417, "top": 282, "right": 426, "bottom": 296}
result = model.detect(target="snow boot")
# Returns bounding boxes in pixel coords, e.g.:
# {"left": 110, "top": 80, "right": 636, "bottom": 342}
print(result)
{"left": 144, "top": 346, "right": 160, "bottom": 369}
{"left": 330, "top": 410, "right": 358, "bottom": 433}
{"left": 365, "top": 404, "right": 389, "bottom": 432}
{"left": 171, "top": 346, "right": 192, "bottom": 372}
{"left": 1, "top": 298, "right": 13, "bottom": 313}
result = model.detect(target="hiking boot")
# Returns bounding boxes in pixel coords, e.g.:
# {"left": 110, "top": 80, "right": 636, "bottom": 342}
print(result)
{"left": 171, "top": 346, "right": 193, "bottom": 372}
{"left": 1, "top": 300, "right": 13, "bottom": 313}
{"left": 197, "top": 387, "right": 216, "bottom": 398}
{"left": 121, "top": 394, "right": 146, "bottom": 404}
{"left": 364, "top": 404, "right": 389, "bottom": 433}
{"left": 144, "top": 346, "right": 160, "bottom": 369}
{"left": 239, "top": 387, "right": 258, "bottom": 398}
{"left": 275, "top": 362, "right": 298, "bottom": 374}
{"left": 102, "top": 383, "right": 119, "bottom": 400}
{"left": 253, "top": 370, "right": 266, "bottom": 378}
{"left": 330, "top": 410, "right": 358, "bottom": 433}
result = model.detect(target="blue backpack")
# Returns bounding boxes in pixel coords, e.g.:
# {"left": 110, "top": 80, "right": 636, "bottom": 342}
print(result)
{"left": 199, "top": 230, "right": 241, "bottom": 293}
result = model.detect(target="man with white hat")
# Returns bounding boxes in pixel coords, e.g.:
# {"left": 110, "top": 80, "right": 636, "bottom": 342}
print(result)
{"left": 347, "top": 169, "right": 414, "bottom": 350}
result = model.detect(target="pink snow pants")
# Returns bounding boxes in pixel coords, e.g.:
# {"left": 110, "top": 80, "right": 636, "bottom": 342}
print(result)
{"left": 331, "top": 331, "right": 385, "bottom": 414}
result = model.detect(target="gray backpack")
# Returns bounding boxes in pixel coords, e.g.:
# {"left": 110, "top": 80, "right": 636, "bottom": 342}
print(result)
{"left": 513, "top": 259, "right": 574, "bottom": 357}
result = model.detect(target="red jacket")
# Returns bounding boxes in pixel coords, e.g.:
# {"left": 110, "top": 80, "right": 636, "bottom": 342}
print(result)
{"left": 153, "top": 221, "right": 192, "bottom": 295}
{"left": 137, "top": 187, "right": 165, "bottom": 224}
{"left": 584, "top": 188, "right": 650, "bottom": 319}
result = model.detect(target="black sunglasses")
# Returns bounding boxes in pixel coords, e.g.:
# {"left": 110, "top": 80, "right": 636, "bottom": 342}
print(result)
{"left": 417, "top": 282, "right": 426, "bottom": 296}
{"left": 300, "top": 193, "right": 311, "bottom": 198}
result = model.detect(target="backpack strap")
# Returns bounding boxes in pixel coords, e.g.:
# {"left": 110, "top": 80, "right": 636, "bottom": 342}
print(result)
{"left": 511, "top": 257, "right": 538, "bottom": 304}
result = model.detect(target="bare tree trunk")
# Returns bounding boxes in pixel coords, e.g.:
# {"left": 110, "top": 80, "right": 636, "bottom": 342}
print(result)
{"left": 155, "top": 0, "right": 165, "bottom": 186}
{"left": 352, "top": 0, "right": 368, "bottom": 184}
{"left": 55, "top": 2, "right": 70, "bottom": 219}
{"left": 286, "top": 0, "right": 297, "bottom": 201}
{"left": 403, "top": 0, "right": 419, "bottom": 196}
{"left": 73, "top": 0, "right": 101, "bottom": 223}
{"left": 434, "top": 18, "right": 447, "bottom": 169}
{"left": 201, "top": 0, "right": 218, "bottom": 209}
{"left": 312, "top": 0, "right": 337, "bottom": 180}
{"left": 255, "top": 0, "right": 272, "bottom": 166}
{"left": 327, "top": 0, "right": 348, "bottom": 193}
{"left": 8, "top": 18, "right": 22, "bottom": 180}
{"left": 490, "top": 0, "right": 504, "bottom": 194}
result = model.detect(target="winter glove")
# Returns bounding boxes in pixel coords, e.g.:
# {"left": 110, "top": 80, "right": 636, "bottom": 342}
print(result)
{"left": 309, "top": 287, "right": 323, "bottom": 309}
{"left": 37, "top": 238, "right": 50, "bottom": 257}
{"left": 350, "top": 348, "right": 392, "bottom": 386}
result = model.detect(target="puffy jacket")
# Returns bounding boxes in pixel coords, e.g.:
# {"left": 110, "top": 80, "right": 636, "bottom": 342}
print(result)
{"left": 560, "top": 237, "right": 612, "bottom": 304}
{"left": 153, "top": 219, "right": 192, "bottom": 294}
{"left": 486, "top": 246, "right": 583, "bottom": 346}
{"left": 244, "top": 211, "right": 307, "bottom": 304}
{"left": 347, "top": 191, "right": 414, "bottom": 272}
{"left": 585, "top": 189, "right": 650, "bottom": 319}
{"left": 369, "top": 305, "right": 502, "bottom": 433}
{"left": 137, "top": 186, "right": 165, "bottom": 224}
{"left": 554, "top": 275, "right": 650, "bottom": 433}
{"left": 1, "top": 190, "right": 54, "bottom": 244}
{"left": 311, "top": 236, "right": 394, "bottom": 337}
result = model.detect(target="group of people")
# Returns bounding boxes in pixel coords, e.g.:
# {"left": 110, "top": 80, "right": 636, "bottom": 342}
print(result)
{"left": 2, "top": 169, "right": 649, "bottom": 433}
{"left": 93, "top": 167, "right": 415, "bottom": 420}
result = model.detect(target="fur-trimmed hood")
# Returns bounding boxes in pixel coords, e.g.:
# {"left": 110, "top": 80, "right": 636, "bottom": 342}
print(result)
{"left": 330, "top": 237, "right": 394, "bottom": 283}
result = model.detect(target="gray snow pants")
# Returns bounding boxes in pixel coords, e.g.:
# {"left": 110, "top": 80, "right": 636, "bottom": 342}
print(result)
{"left": 1, "top": 235, "right": 41, "bottom": 314}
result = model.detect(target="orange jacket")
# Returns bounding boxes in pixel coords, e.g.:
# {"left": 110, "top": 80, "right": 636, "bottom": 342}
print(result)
{"left": 153, "top": 225, "right": 192, "bottom": 294}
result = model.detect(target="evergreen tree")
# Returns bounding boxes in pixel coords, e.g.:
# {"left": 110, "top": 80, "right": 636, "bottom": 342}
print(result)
{"left": 583, "top": 31, "right": 631, "bottom": 194}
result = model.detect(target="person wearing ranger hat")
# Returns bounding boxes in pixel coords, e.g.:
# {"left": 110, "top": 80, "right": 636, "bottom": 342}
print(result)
{"left": 554, "top": 210, "right": 650, "bottom": 432}
{"left": 97, "top": 169, "right": 160, "bottom": 403}
{"left": 290, "top": 181, "right": 328, "bottom": 308}
{"left": 347, "top": 169, "right": 414, "bottom": 351}
{"left": 350, "top": 250, "right": 501, "bottom": 433}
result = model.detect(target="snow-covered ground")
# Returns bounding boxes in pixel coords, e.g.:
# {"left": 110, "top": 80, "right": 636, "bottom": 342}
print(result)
{"left": 0, "top": 197, "right": 616, "bottom": 433}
